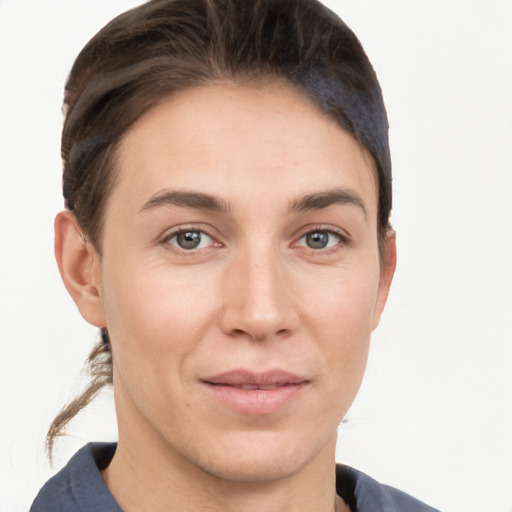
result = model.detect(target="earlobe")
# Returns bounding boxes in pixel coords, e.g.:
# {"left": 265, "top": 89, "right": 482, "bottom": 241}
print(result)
{"left": 54, "top": 210, "right": 106, "bottom": 328}
{"left": 372, "top": 229, "right": 397, "bottom": 331}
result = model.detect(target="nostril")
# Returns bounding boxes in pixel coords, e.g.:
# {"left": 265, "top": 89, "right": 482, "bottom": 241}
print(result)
{"left": 228, "top": 327, "right": 289, "bottom": 341}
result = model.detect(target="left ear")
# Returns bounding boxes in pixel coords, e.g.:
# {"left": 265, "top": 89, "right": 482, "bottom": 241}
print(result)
{"left": 372, "top": 229, "right": 397, "bottom": 330}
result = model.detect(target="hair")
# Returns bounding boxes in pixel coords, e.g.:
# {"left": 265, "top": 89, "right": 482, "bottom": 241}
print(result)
{"left": 47, "top": 0, "right": 392, "bottom": 459}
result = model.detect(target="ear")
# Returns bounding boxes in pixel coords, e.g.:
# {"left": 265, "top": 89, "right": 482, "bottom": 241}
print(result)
{"left": 371, "top": 229, "right": 397, "bottom": 331}
{"left": 54, "top": 210, "right": 106, "bottom": 328}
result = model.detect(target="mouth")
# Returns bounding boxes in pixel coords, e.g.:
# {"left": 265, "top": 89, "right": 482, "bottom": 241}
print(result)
{"left": 200, "top": 369, "right": 310, "bottom": 415}
{"left": 202, "top": 369, "right": 309, "bottom": 388}
{"left": 215, "top": 383, "right": 295, "bottom": 390}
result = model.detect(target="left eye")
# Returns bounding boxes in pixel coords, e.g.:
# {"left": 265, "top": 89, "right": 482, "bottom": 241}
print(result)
{"left": 298, "top": 230, "right": 341, "bottom": 250}
{"left": 166, "top": 230, "right": 214, "bottom": 250}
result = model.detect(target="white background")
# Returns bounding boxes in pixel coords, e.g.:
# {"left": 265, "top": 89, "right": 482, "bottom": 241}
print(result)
{"left": 1, "top": 1, "right": 511, "bottom": 511}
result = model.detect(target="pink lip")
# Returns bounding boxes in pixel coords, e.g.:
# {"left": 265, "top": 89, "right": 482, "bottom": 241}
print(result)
{"left": 201, "top": 369, "right": 310, "bottom": 415}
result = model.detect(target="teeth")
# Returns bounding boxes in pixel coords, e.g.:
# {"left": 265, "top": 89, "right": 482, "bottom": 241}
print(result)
{"left": 259, "top": 385, "right": 278, "bottom": 390}
{"left": 240, "top": 384, "right": 258, "bottom": 390}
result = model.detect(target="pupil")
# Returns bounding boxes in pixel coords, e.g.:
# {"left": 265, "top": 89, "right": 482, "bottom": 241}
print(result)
{"left": 177, "top": 231, "right": 201, "bottom": 249}
{"left": 306, "top": 232, "right": 328, "bottom": 249}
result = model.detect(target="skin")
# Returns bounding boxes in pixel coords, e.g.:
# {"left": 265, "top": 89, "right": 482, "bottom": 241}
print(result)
{"left": 55, "top": 81, "right": 396, "bottom": 512}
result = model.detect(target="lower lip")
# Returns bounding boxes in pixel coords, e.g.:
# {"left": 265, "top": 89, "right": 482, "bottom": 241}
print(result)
{"left": 202, "top": 382, "right": 309, "bottom": 415}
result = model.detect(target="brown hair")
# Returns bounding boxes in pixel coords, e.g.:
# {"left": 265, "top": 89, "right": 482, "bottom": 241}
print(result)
{"left": 47, "top": 0, "right": 392, "bottom": 459}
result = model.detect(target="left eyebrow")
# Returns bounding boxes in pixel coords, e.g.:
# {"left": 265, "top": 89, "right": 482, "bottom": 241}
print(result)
{"left": 290, "top": 188, "right": 367, "bottom": 218}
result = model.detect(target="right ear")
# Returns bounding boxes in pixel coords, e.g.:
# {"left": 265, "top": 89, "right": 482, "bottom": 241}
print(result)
{"left": 54, "top": 210, "right": 106, "bottom": 328}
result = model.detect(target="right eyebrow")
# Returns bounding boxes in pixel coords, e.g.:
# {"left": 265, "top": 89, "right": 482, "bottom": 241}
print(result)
{"left": 138, "top": 189, "right": 232, "bottom": 215}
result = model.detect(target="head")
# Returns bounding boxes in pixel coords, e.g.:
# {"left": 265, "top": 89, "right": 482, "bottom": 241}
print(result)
{"left": 61, "top": 0, "right": 391, "bottom": 252}
{"left": 50, "top": 0, "right": 396, "bottom": 478}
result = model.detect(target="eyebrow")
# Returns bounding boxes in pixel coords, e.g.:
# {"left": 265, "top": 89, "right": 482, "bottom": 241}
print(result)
{"left": 139, "top": 187, "right": 367, "bottom": 217}
{"left": 290, "top": 188, "right": 367, "bottom": 217}
{"left": 139, "top": 190, "right": 231, "bottom": 215}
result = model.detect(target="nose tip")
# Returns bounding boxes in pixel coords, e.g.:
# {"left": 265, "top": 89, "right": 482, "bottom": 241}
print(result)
{"left": 219, "top": 255, "right": 299, "bottom": 342}
{"left": 228, "top": 312, "right": 291, "bottom": 342}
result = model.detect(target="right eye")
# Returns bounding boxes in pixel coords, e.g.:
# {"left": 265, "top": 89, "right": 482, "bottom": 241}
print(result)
{"left": 164, "top": 230, "right": 215, "bottom": 251}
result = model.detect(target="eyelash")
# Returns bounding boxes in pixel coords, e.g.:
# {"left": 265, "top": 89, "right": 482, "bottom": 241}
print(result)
{"left": 160, "top": 225, "right": 350, "bottom": 255}
{"left": 295, "top": 226, "right": 350, "bottom": 253}
{"left": 161, "top": 226, "right": 220, "bottom": 254}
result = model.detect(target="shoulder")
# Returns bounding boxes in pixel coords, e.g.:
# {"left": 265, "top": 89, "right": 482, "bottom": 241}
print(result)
{"left": 336, "top": 464, "right": 441, "bottom": 512}
{"left": 30, "top": 443, "right": 120, "bottom": 512}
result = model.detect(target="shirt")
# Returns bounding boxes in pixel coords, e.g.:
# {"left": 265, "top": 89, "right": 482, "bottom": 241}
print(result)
{"left": 30, "top": 443, "right": 441, "bottom": 512}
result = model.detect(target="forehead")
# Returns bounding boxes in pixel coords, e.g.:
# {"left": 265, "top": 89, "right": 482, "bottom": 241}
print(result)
{"left": 111, "top": 81, "right": 378, "bottom": 219}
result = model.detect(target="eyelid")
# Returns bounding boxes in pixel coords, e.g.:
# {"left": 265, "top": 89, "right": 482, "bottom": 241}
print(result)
{"left": 292, "top": 225, "right": 351, "bottom": 253}
{"left": 160, "top": 224, "right": 223, "bottom": 253}
{"left": 294, "top": 225, "right": 351, "bottom": 243}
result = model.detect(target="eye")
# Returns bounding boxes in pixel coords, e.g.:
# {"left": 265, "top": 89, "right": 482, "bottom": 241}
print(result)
{"left": 297, "top": 230, "right": 342, "bottom": 250}
{"left": 165, "top": 230, "right": 214, "bottom": 251}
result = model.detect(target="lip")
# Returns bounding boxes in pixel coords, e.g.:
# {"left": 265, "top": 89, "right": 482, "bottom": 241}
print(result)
{"left": 201, "top": 369, "right": 310, "bottom": 415}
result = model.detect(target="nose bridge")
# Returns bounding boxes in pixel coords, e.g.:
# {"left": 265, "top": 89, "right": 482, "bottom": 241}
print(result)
{"left": 221, "top": 236, "right": 297, "bottom": 340}
{"left": 245, "top": 242, "right": 283, "bottom": 312}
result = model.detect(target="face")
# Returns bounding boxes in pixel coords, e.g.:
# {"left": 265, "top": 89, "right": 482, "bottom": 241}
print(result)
{"left": 89, "top": 82, "right": 394, "bottom": 482}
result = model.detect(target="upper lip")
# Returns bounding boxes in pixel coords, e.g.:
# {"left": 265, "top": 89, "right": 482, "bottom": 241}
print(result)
{"left": 202, "top": 369, "right": 310, "bottom": 389}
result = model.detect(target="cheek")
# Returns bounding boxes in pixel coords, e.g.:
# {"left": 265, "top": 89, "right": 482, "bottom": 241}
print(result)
{"left": 303, "top": 263, "right": 380, "bottom": 389}
{"left": 304, "top": 260, "right": 380, "bottom": 338}
{"left": 101, "top": 260, "right": 220, "bottom": 374}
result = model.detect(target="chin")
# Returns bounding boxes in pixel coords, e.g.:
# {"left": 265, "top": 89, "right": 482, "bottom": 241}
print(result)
{"left": 199, "top": 452, "right": 308, "bottom": 483}
{"left": 176, "top": 428, "right": 335, "bottom": 484}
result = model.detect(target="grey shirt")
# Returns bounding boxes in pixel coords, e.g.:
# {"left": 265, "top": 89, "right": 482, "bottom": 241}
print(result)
{"left": 30, "top": 443, "right": 440, "bottom": 512}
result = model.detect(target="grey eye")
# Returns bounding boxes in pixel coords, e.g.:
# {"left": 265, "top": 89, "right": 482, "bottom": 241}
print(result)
{"left": 177, "top": 231, "right": 201, "bottom": 249}
{"left": 306, "top": 232, "right": 329, "bottom": 249}
{"left": 168, "top": 230, "right": 213, "bottom": 250}
{"left": 299, "top": 230, "right": 340, "bottom": 250}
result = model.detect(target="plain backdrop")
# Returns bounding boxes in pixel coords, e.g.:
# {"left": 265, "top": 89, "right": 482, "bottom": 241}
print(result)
{"left": 1, "top": 1, "right": 511, "bottom": 511}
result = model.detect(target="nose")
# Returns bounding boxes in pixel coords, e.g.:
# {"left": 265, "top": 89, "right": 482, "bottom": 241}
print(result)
{"left": 219, "top": 243, "right": 299, "bottom": 342}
